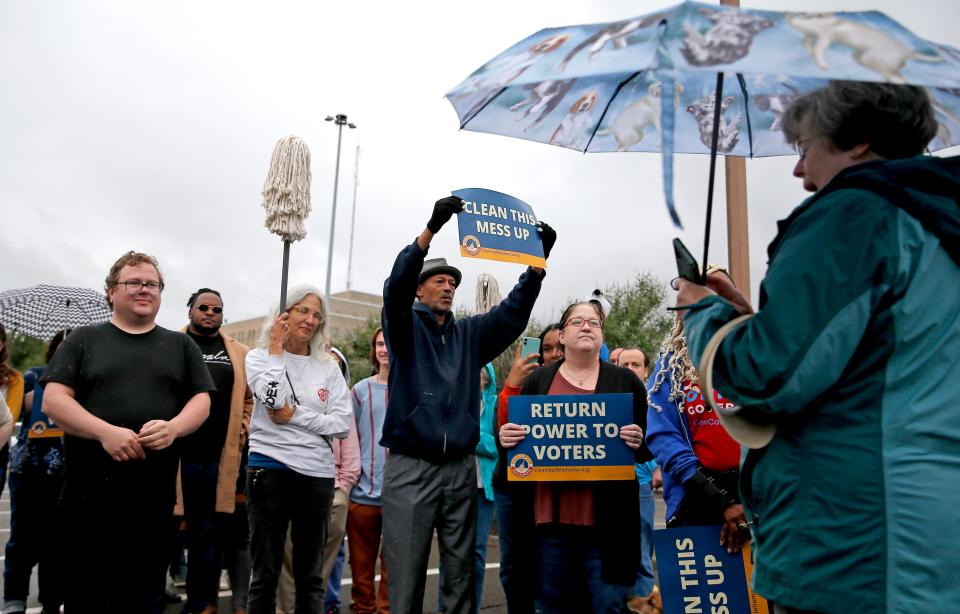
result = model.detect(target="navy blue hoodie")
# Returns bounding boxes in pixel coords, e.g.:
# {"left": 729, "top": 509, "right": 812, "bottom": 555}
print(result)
{"left": 380, "top": 240, "right": 543, "bottom": 462}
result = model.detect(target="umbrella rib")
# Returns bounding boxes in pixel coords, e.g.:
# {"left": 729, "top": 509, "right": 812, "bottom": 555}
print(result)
{"left": 459, "top": 87, "right": 508, "bottom": 129}
{"left": 583, "top": 71, "right": 644, "bottom": 153}
{"left": 736, "top": 73, "right": 755, "bottom": 159}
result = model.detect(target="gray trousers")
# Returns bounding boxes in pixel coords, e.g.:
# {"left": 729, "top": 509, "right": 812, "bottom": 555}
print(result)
{"left": 382, "top": 451, "right": 477, "bottom": 614}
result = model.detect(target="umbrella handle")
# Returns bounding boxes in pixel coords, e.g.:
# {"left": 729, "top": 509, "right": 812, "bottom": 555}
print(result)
{"left": 702, "top": 72, "right": 725, "bottom": 281}
{"left": 280, "top": 240, "right": 290, "bottom": 312}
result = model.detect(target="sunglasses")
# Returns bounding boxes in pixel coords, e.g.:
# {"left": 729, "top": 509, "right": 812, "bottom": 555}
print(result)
{"left": 196, "top": 304, "right": 223, "bottom": 314}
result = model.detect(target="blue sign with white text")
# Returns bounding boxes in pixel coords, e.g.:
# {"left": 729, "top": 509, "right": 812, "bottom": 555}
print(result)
{"left": 653, "top": 525, "right": 768, "bottom": 614}
{"left": 506, "top": 393, "right": 634, "bottom": 481}
{"left": 453, "top": 188, "right": 545, "bottom": 268}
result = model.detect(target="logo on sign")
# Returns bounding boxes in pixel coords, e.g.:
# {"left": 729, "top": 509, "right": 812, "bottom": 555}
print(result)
{"left": 317, "top": 387, "right": 329, "bottom": 402}
{"left": 510, "top": 453, "right": 533, "bottom": 478}
{"left": 462, "top": 234, "right": 481, "bottom": 256}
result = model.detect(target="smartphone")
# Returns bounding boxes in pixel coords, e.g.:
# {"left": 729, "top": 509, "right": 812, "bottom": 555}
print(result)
{"left": 520, "top": 336, "right": 541, "bottom": 363}
{"left": 673, "top": 238, "right": 703, "bottom": 284}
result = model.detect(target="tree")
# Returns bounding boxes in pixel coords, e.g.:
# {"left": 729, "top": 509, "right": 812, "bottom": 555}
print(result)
{"left": 8, "top": 332, "right": 46, "bottom": 373}
{"left": 599, "top": 272, "right": 673, "bottom": 360}
{"left": 333, "top": 316, "right": 383, "bottom": 388}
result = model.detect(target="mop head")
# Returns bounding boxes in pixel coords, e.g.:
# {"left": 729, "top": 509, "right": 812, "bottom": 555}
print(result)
{"left": 261, "top": 135, "right": 312, "bottom": 242}
{"left": 475, "top": 273, "right": 502, "bottom": 314}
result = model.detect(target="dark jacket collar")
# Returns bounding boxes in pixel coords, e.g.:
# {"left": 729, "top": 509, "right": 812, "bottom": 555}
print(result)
{"left": 528, "top": 358, "right": 623, "bottom": 394}
{"left": 412, "top": 301, "right": 455, "bottom": 332}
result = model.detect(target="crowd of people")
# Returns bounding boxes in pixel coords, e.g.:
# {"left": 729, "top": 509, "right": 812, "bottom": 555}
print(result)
{"left": 0, "top": 80, "right": 957, "bottom": 614}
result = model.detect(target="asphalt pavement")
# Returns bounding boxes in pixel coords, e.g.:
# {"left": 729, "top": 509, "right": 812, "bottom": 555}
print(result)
{"left": 0, "top": 487, "right": 667, "bottom": 613}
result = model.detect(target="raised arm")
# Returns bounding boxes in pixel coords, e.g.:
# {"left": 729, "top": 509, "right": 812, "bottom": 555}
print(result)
{"left": 474, "top": 222, "right": 555, "bottom": 363}
{"left": 383, "top": 197, "right": 464, "bottom": 356}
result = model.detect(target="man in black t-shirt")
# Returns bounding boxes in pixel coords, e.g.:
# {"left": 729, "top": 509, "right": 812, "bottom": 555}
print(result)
{"left": 41, "top": 252, "right": 214, "bottom": 614}
{"left": 177, "top": 287, "right": 253, "bottom": 614}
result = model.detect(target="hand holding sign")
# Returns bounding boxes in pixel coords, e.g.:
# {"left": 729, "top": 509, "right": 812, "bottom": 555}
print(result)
{"left": 537, "top": 221, "right": 557, "bottom": 259}
{"left": 620, "top": 423, "right": 644, "bottom": 449}
{"left": 453, "top": 188, "right": 550, "bottom": 268}
{"left": 427, "top": 196, "right": 465, "bottom": 233}
{"left": 499, "top": 422, "right": 527, "bottom": 448}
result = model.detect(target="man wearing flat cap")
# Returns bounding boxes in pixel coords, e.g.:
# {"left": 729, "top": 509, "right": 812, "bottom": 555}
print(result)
{"left": 381, "top": 195, "right": 556, "bottom": 614}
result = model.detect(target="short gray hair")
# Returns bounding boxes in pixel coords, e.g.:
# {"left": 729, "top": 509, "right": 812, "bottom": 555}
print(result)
{"left": 257, "top": 285, "right": 331, "bottom": 360}
{"left": 781, "top": 81, "right": 937, "bottom": 159}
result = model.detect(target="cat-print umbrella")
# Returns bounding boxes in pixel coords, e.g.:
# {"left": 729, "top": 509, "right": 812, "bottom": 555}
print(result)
{"left": 446, "top": 0, "right": 960, "bottom": 273}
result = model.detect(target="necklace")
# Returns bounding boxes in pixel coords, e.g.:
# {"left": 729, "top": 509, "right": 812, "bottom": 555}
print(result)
{"left": 561, "top": 361, "right": 598, "bottom": 388}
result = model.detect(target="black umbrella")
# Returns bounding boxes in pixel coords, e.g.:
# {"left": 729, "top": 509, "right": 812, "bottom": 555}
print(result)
{"left": 0, "top": 284, "right": 111, "bottom": 340}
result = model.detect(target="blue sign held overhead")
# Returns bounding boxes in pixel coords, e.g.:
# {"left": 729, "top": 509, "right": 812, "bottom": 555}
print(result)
{"left": 453, "top": 188, "right": 545, "bottom": 269}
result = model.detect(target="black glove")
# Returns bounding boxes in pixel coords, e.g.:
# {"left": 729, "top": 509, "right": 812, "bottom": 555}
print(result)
{"left": 427, "top": 196, "right": 464, "bottom": 233}
{"left": 537, "top": 221, "right": 557, "bottom": 259}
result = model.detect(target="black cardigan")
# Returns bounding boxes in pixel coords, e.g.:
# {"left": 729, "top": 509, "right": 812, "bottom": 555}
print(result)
{"left": 497, "top": 359, "right": 652, "bottom": 585}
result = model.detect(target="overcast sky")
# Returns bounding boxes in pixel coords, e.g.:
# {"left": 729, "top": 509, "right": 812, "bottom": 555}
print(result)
{"left": 2, "top": 0, "right": 958, "bottom": 333}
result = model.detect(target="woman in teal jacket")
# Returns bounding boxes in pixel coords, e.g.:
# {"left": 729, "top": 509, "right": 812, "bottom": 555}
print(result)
{"left": 677, "top": 82, "right": 960, "bottom": 613}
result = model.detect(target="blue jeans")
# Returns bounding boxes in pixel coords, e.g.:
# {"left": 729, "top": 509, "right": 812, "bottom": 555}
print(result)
{"left": 632, "top": 482, "right": 656, "bottom": 596}
{"left": 474, "top": 494, "right": 495, "bottom": 613}
{"left": 494, "top": 488, "right": 539, "bottom": 614}
{"left": 538, "top": 525, "right": 632, "bottom": 614}
{"left": 181, "top": 460, "right": 220, "bottom": 613}
{"left": 247, "top": 467, "right": 334, "bottom": 614}
{"left": 324, "top": 539, "right": 346, "bottom": 611}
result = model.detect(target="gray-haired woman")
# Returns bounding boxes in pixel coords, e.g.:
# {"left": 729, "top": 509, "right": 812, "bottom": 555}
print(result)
{"left": 244, "top": 285, "right": 352, "bottom": 614}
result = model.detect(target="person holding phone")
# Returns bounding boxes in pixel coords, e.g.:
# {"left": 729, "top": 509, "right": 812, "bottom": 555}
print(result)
{"left": 492, "top": 324, "right": 562, "bottom": 613}
{"left": 645, "top": 268, "right": 749, "bottom": 554}
{"left": 244, "top": 286, "right": 352, "bottom": 614}
{"left": 498, "top": 301, "right": 651, "bottom": 613}
{"left": 675, "top": 82, "right": 960, "bottom": 613}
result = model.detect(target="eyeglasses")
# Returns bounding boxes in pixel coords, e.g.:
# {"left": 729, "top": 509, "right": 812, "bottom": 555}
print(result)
{"left": 118, "top": 280, "right": 163, "bottom": 294}
{"left": 566, "top": 317, "right": 602, "bottom": 329}
{"left": 291, "top": 305, "right": 324, "bottom": 321}
{"left": 795, "top": 137, "right": 817, "bottom": 161}
{"left": 196, "top": 304, "right": 223, "bottom": 314}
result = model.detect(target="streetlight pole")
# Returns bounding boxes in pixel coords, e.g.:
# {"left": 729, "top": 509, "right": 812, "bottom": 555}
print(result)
{"left": 324, "top": 113, "right": 356, "bottom": 311}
